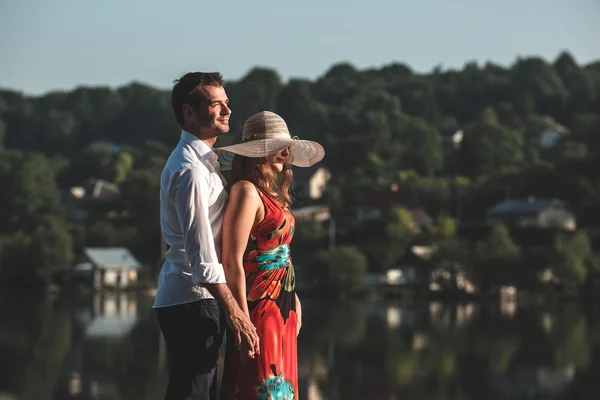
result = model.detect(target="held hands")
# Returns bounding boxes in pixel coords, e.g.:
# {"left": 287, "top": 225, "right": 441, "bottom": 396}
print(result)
{"left": 227, "top": 308, "right": 260, "bottom": 359}
{"left": 240, "top": 337, "right": 256, "bottom": 364}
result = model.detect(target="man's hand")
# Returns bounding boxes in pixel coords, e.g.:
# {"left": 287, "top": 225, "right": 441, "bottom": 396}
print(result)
{"left": 227, "top": 307, "right": 260, "bottom": 356}
{"left": 239, "top": 336, "right": 256, "bottom": 364}
{"left": 204, "top": 283, "right": 260, "bottom": 355}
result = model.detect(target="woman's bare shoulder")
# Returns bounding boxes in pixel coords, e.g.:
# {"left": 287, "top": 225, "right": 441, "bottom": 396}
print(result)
{"left": 229, "top": 180, "right": 260, "bottom": 200}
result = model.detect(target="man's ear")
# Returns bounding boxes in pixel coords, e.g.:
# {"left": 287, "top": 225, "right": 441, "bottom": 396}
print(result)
{"left": 182, "top": 104, "right": 196, "bottom": 122}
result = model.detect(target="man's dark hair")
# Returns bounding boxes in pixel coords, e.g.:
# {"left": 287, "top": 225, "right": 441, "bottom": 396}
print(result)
{"left": 171, "top": 72, "right": 224, "bottom": 127}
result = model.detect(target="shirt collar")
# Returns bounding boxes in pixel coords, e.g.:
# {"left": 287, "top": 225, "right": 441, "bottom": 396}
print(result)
{"left": 180, "top": 130, "right": 217, "bottom": 162}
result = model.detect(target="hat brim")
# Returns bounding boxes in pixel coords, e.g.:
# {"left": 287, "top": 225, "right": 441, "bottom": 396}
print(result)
{"left": 215, "top": 137, "right": 325, "bottom": 170}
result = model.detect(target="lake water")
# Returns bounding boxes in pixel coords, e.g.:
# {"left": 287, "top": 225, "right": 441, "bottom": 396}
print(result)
{"left": 1, "top": 291, "right": 599, "bottom": 400}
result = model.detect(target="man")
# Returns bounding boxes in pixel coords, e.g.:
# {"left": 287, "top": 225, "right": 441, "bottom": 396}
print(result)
{"left": 153, "top": 72, "right": 259, "bottom": 400}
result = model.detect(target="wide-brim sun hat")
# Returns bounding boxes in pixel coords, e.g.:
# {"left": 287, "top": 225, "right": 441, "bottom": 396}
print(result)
{"left": 215, "top": 111, "right": 325, "bottom": 170}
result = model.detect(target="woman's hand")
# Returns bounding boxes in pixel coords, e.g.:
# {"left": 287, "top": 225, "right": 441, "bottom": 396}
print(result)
{"left": 240, "top": 335, "right": 257, "bottom": 364}
{"left": 295, "top": 293, "right": 302, "bottom": 336}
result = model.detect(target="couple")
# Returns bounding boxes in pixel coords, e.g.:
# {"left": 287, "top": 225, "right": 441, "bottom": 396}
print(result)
{"left": 152, "top": 72, "right": 325, "bottom": 400}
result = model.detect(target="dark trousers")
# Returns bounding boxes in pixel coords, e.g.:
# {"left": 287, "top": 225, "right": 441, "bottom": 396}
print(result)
{"left": 155, "top": 299, "right": 225, "bottom": 400}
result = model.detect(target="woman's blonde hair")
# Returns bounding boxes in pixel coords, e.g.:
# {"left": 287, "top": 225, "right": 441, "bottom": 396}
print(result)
{"left": 228, "top": 154, "right": 294, "bottom": 208}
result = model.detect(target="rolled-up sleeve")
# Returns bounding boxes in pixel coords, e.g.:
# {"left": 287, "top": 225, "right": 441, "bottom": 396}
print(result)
{"left": 172, "top": 167, "right": 226, "bottom": 285}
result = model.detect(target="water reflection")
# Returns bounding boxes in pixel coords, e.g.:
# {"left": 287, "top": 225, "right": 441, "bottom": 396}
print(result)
{"left": 76, "top": 294, "right": 139, "bottom": 339}
{"left": 1, "top": 292, "right": 600, "bottom": 399}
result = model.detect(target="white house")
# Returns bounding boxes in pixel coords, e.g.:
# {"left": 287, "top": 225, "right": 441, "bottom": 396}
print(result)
{"left": 75, "top": 247, "right": 142, "bottom": 290}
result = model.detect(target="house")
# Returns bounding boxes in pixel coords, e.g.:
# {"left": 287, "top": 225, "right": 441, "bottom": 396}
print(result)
{"left": 488, "top": 365, "right": 575, "bottom": 398}
{"left": 64, "top": 178, "right": 121, "bottom": 221}
{"left": 74, "top": 247, "right": 142, "bottom": 290}
{"left": 485, "top": 197, "right": 576, "bottom": 230}
{"left": 291, "top": 205, "right": 330, "bottom": 222}
{"left": 386, "top": 248, "right": 432, "bottom": 286}
{"left": 293, "top": 166, "right": 331, "bottom": 200}
{"left": 71, "top": 178, "right": 120, "bottom": 202}
{"left": 429, "top": 265, "right": 477, "bottom": 294}
{"left": 365, "top": 246, "right": 434, "bottom": 287}
{"left": 539, "top": 118, "right": 569, "bottom": 149}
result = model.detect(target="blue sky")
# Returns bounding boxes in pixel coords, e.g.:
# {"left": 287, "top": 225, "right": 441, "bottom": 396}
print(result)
{"left": 1, "top": 0, "right": 598, "bottom": 95}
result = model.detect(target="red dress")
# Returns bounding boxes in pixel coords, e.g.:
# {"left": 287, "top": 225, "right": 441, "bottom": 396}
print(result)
{"left": 222, "top": 189, "right": 298, "bottom": 400}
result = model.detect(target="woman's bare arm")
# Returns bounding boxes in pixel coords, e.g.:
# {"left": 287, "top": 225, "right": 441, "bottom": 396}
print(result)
{"left": 222, "top": 180, "right": 261, "bottom": 316}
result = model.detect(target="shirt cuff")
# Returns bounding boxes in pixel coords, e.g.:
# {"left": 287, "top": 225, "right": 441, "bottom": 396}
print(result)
{"left": 192, "top": 262, "right": 227, "bottom": 285}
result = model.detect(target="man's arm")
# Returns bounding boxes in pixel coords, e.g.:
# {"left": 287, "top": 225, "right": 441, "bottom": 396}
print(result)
{"left": 204, "top": 283, "right": 258, "bottom": 352}
{"left": 172, "top": 167, "right": 259, "bottom": 353}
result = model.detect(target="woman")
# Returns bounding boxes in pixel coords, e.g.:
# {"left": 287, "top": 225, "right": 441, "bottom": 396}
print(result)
{"left": 216, "top": 111, "right": 325, "bottom": 399}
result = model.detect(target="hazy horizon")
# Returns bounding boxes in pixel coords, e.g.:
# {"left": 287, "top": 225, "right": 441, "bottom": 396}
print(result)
{"left": 1, "top": 50, "right": 597, "bottom": 97}
{"left": 2, "top": 0, "right": 598, "bottom": 96}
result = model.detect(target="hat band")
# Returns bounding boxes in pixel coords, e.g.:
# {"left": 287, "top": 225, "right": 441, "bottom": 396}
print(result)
{"left": 241, "top": 134, "right": 298, "bottom": 143}
{"left": 242, "top": 135, "right": 264, "bottom": 143}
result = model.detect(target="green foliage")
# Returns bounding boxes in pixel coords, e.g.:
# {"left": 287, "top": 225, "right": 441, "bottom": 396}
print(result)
{"left": 478, "top": 224, "right": 521, "bottom": 262}
{"left": 0, "top": 119, "right": 5, "bottom": 147}
{"left": 362, "top": 206, "right": 419, "bottom": 271}
{"left": 293, "top": 220, "right": 328, "bottom": 243}
{"left": 431, "top": 215, "right": 458, "bottom": 240}
{"left": 0, "top": 150, "right": 64, "bottom": 232}
{"left": 304, "top": 246, "right": 367, "bottom": 292}
{"left": 552, "top": 231, "right": 596, "bottom": 285}
{"left": 459, "top": 116, "right": 525, "bottom": 177}
{"left": 0, "top": 150, "right": 73, "bottom": 282}
{"left": 1, "top": 53, "right": 600, "bottom": 291}
{"left": 473, "top": 225, "right": 521, "bottom": 286}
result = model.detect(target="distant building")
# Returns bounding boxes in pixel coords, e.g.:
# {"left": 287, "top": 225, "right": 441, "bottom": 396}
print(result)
{"left": 293, "top": 166, "right": 331, "bottom": 200}
{"left": 486, "top": 197, "right": 576, "bottom": 230}
{"left": 291, "top": 205, "right": 330, "bottom": 222}
{"left": 64, "top": 178, "right": 121, "bottom": 221}
{"left": 539, "top": 118, "right": 569, "bottom": 149}
{"left": 365, "top": 246, "right": 434, "bottom": 287}
{"left": 387, "top": 248, "right": 432, "bottom": 286}
{"left": 75, "top": 247, "right": 142, "bottom": 290}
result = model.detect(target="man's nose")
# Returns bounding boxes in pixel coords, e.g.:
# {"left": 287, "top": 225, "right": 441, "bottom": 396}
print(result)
{"left": 221, "top": 104, "right": 231, "bottom": 115}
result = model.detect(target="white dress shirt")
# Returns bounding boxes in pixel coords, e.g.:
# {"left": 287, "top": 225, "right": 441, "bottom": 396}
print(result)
{"left": 153, "top": 130, "right": 228, "bottom": 308}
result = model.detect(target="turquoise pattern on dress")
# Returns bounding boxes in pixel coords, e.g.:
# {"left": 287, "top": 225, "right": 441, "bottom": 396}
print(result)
{"left": 258, "top": 373, "right": 295, "bottom": 400}
{"left": 256, "top": 244, "right": 291, "bottom": 271}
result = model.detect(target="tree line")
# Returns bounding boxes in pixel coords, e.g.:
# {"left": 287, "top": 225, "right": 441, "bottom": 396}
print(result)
{"left": 1, "top": 51, "right": 600, "bottom": 293}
